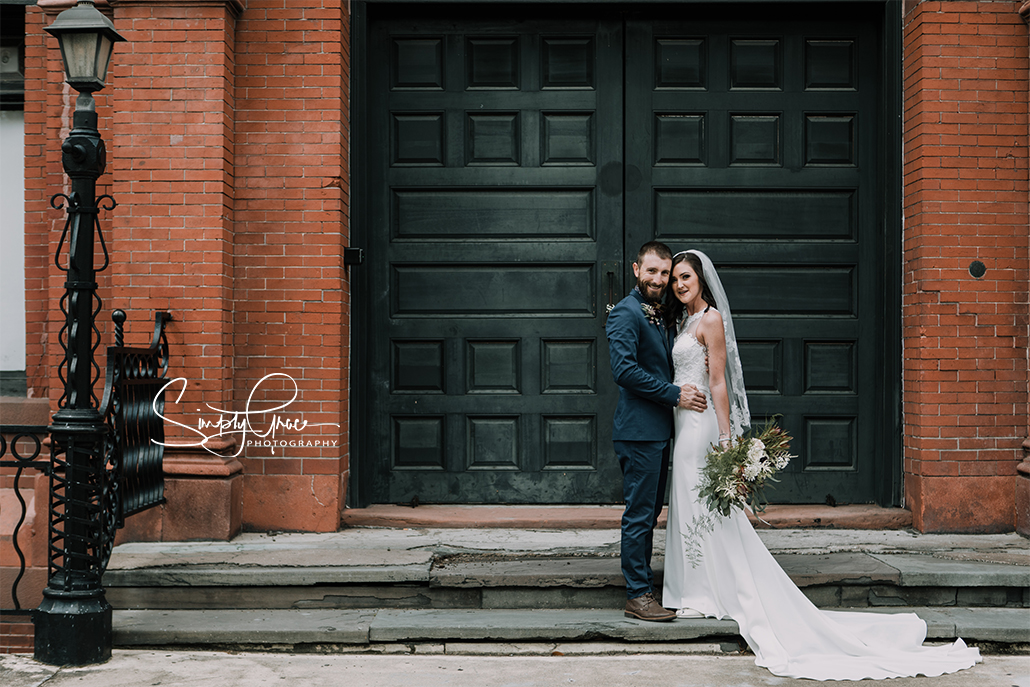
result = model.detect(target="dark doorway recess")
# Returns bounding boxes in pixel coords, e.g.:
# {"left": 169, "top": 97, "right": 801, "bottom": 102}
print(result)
{"left": 352, "top": 3, "right": 900, "bottom": 507}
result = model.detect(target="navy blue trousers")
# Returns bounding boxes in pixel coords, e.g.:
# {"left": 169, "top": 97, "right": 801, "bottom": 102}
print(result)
{"left": 614, "top": 439, "right": 670, "bottom": 600}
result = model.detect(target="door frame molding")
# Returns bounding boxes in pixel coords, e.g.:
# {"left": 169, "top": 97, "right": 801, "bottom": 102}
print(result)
{"left": 877, "top": 0, "right": 904, "bottom": 507}
{"left": 350, "top": 1, "right": 372, "bottom": 507}
{"left": 348, "top": 0, "right": 904, "bottom": 508}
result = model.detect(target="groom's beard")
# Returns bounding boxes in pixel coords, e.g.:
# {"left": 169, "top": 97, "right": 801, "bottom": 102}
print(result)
{"left": 637, "top": 276, "right": 666, "bottom": 303}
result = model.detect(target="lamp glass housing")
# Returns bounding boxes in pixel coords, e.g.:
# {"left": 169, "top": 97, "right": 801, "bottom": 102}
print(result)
{"left": 59, "top": 32, "right": 114, "bottom": 91}
{"left": 45, "top": 1, "right": 125, "bottom": 93}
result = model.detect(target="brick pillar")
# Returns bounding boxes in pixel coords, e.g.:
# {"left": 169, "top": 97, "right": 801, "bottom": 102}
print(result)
{"left": 93, "top": 0, "right": 243, "bottom": 539}
{"left": 902, "top": 1, "right": 1030, "bottom": 532}
{"left": 1015, "top": 1, "right": 1030, "bottom": 538}
{"left": 27, "top": 0, "right": 351, "bottom": 538}
{"left": 108, "top": 0, "right": 241, "bottom": 436}
{"left": 232, "top": 1, "right": 350, "bottom": 531}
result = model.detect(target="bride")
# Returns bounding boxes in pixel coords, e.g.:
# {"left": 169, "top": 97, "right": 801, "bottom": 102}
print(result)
{"left": 660, "top": 249, "right": 981, "bottom": 681}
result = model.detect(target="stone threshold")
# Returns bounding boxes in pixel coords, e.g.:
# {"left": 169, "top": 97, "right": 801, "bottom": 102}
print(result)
{"left": 340, "top": 504, "right": 913, "bottom": 530}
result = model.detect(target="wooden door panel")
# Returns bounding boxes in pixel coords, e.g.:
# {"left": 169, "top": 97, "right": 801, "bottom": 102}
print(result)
{"left": 626, "top": 9, "right": 881, "bottom": 504}
{"left": 368, "top": 12, "right": 624, "bottom": 504}
{"left": 363, "top": 5, "right": 887, "bottom": 506}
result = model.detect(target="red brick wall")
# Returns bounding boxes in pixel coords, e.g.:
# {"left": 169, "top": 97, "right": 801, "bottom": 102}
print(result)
{"left": 109, "top": 0, "right": 238, "bottom": 457}
{"left": 0, "top": 617, "right": 35, "bottom": 653}
{"left": 109, "top": 0, "right": 352, "bottom": 532}
{"left": 21, "top": 5, "right": 47, "bottom": 403}
{"left": 22, "top": 0, "right": 351, "bottom": 535}
{"left": 902, "top": 1, "right": 1030, "bottom": 532}
{"left": 232, "top": 0, "right": 350, "bottom": 531}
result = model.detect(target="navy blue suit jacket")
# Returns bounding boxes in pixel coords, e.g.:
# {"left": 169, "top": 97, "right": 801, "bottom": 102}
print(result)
{"left": 606, "top": 289, "right": 681, "bottom": 442}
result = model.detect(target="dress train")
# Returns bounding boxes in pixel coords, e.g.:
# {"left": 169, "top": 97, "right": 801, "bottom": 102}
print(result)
{"left": 662, "top": 328, "right": 981, "bottom": 681}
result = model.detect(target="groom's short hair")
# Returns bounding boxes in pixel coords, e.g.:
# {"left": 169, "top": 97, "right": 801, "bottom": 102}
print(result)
{"left": 636, "top": 241, "right": 673, "bottom": 264}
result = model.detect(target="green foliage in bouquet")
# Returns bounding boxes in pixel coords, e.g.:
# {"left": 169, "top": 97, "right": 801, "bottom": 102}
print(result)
{"left": 697, "top": 417, "right": 796, "bottom": 518}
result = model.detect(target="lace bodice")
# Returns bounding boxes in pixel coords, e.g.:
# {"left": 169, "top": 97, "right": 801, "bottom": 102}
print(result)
{"left": 672, "top": 310, "right": 709, "bottom": 393}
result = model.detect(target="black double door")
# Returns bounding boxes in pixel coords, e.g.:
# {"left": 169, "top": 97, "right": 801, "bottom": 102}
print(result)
{"left": 362, "top": 5, "right": 885, "bottom": 505}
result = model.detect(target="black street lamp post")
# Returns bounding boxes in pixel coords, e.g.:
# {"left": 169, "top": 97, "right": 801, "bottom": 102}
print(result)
{"left": 35, "top": 0, "right": 125, "bottom": 666}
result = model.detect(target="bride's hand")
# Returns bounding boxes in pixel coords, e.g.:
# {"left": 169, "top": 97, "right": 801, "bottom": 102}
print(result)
{"left": 677, "top": 385, "right": 708, "bottom": 412}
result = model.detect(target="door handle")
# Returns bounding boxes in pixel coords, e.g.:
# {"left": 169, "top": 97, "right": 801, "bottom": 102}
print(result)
{"left": 602, "top": 261, "right": 620, "bottom": 324}
{"left": 606, "top": 270, "right": 616, "bottom": 315}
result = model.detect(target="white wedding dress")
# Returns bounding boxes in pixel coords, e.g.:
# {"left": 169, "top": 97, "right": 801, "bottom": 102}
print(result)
{"left": 662, "top": 310, "right": 981, "bottom": 681}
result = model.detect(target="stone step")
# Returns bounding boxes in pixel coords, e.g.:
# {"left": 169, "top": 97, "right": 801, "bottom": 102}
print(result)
{"left": 103, "top": 551, "right": 1030, "bottom": 611}
{"left": 337, "top": 504, "right": 914, "bottom": 530}
{"left": 112, "top": 607, "right": 1030, "bottom": 649}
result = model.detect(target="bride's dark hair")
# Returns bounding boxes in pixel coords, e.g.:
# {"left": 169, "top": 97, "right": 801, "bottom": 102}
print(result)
{"left": 664, "top": 252, "right": 718, "bottom": 328}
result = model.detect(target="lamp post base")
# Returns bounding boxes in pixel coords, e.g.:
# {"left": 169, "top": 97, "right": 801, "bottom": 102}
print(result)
{"left": 33, "top": 593, "right": 112, "bottom": 666}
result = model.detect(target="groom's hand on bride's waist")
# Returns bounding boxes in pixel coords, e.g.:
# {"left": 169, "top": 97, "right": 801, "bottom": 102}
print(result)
{"left": 677, "top": 385, "right": 707, "bottom": 411}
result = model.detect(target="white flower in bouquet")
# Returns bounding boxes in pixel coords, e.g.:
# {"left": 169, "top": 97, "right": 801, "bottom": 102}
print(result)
{"left": 696, "top": 419, "right": 794, "bottom": 519}
{"left": 686, "top": 418, "right": 797, "bottom": 568}
{"left": 743, "top": 458, "right": 763, "bottom": 481}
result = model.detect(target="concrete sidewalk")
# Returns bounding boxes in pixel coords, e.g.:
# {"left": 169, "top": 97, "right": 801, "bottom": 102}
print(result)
{"left": 3, "top": 650, "right": 1029, "bottom": 687}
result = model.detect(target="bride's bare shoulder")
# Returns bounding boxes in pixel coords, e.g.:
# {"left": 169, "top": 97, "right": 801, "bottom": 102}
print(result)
{"left": 702, "top": 307, "right": 724, "bottom": 327}
{"left": 698, "top": 308, "right": 725, "bottom": 345}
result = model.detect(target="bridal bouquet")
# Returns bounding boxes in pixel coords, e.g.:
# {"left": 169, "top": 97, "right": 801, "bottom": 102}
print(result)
{"left": 682, "top": 418, "right": 796, "bottom": 567}
{"left": 697, "top": 418, "right": 795, "bottom": 518}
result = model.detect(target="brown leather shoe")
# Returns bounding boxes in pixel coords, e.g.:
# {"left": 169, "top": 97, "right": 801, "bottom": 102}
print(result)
{"left": 624, "top": 592, "right": 676, "bottom": 622}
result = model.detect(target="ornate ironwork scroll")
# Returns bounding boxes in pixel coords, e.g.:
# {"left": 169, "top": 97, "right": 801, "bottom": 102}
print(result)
{"left": 0, "top": 426, "right": 50, "bottom": 616}
{"left": 42, "top": 309, "right": 173, "bottom": 605}
{"left": 96, "top": 310, "right": 173, "bottom": 566}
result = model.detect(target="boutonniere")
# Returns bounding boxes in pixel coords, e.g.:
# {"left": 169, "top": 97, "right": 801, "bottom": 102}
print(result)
{"left": 641, "top": 302, "right": 665, "bottom": 328}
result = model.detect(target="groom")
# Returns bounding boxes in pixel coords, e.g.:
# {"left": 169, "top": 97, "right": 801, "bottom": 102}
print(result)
{"left": 606, "top": 241, "right": 707, "bottom": 622}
